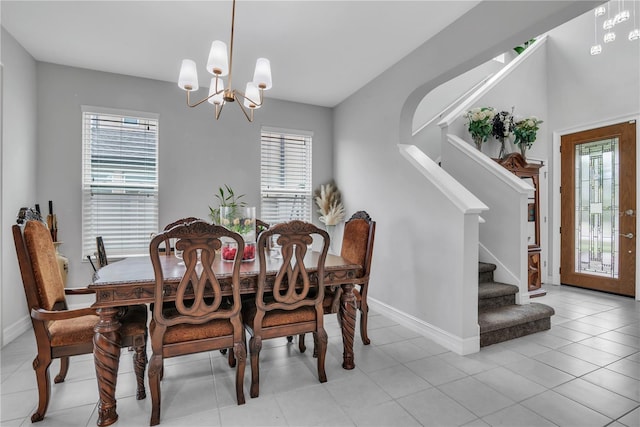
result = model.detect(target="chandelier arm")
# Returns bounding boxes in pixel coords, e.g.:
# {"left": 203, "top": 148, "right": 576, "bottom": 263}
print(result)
{"left": 235, "top": 88, "right": 264, "bottom": 108}
{"left": 235, "top": 96, "right": 255, "bottom": 122}
{"left": 186, "top": 89, "right": 225, "bottom": 108}
{"left": 215, "top": 102, "right": 224, "bottom": 120}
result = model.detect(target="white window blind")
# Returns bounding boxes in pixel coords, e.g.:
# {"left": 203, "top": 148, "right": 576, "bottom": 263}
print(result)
{"left": 81, "top": 107, "right": 159, "bottom": 259}
{"left": 260, "top": 128, "right": 312, "bottom": 224}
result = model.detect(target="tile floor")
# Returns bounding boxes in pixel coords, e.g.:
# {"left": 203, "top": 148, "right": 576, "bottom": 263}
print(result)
{"left": 1, "top": 285, "right": 638, "bottom": 426}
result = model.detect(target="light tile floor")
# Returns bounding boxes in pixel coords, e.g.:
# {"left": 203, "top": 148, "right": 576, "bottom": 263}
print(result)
{"left": 1, "top": 285, "right": 638, "bottom": 426}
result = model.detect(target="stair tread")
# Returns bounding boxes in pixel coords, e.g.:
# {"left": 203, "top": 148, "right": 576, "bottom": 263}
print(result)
{"left": 478, "top": 262, "right": 497, "bottom": 273}
{"left": 479, "top": 303, "right": 555, "bottom": 333}
{"left": 478, "top": 281, "right": 519, "bottom": 299}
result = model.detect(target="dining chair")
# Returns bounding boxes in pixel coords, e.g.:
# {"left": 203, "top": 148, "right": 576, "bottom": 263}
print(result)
{"left": 12, "top": 209, "right": 148, "bottom": 423}
{"left": 256, "top": 218, "right": 270, "bottom": 235}
{"left": 162, "top": 216, "right": 200, "bottom": 255}
{"left": 148, "top": 220, "right": 246, "bottom": 425}
{"left": 243, "top": 220, "right": 330, "bottom": 398}
{"left": 300, "top": 210, "right": 376, "bottom": 351}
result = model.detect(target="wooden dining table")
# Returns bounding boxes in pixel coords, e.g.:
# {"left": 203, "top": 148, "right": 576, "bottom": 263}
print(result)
{"left": 89, "top": 250, "right": 362, "bottom": 427}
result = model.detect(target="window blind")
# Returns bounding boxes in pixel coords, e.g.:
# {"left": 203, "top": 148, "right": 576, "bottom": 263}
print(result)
{"left": 81, "top": 107, "right": 159, "bottom": 259}
{"left": 260, "top": 128, "right": 312, "bottom": 225}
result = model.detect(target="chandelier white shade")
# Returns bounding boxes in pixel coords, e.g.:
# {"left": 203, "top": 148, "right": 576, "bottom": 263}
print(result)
{"left": 207, "top": 41, "right": 230, "bottom": 76}
{"left": 178, "top": 59, "right": 199, "bottom": 91}
{"left": 177, "top": 0, "right": 272, "bottom": 122}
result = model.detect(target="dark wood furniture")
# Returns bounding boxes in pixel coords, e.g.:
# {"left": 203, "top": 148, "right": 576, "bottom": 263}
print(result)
{"left": 300, "top": 210, "right": 376, "bottom": 351}
{"left": 256, "top": 218, "right": 270, "bottom": 234}
{"left": 148, "top": 221, "right": 247, "bottom": 425}
{"left": 244, "top": 220, "right": 330, "bottom": 398}
{"left": 89, "top": 244, "right": 361, "bottom": 426}
{"left": 12, "top": 214, "right": 148, "bottom": 424}
{"left": 496, "top": 153, "right": 544, "bottom": 296}
{"left": 161, "top": 216, "right": 200, "bottom": 255}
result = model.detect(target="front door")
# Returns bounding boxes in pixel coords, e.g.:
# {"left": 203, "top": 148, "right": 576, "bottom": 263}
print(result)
{"left": 560, "top": 121, "right": 636, "bottom": 296}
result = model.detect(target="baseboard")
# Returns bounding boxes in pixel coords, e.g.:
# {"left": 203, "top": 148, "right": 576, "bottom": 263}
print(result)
{"left": 368, "top": 297, "right": 480, "bottom": 355}
{"left": 2, "top": 315, "right": 30, "bottom": 347}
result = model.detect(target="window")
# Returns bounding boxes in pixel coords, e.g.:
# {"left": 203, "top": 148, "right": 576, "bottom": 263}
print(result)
{"left": 81, "top": 106, "right": 159, "bottom": 259}
{"left": 260, "top": 127, "right": 312, "bottom": 224}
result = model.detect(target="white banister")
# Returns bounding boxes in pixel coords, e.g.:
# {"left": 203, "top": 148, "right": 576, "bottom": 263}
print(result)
{"left": 399, "top": 144, "right": 489, "bottom": 214}
{"left": 438, "top": 35, "right": 548, "bottom": 129}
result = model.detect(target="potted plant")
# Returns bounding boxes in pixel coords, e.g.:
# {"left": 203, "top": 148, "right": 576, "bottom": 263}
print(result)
{"left": 463, "top": 107, "right": 497, "bottom": 150}
{"left": 209, "top": 184, "right": 246, "bottom": 224}
{"left": 513, "top": 116, "right": 543, "bottom": 160}
{"left": 209, "top": 185, "right": 256, "bottom": 261}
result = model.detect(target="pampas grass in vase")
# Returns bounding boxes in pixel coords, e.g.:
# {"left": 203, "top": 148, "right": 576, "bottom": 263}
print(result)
{"left": 314, "top": 181, "right": 345, "bottom": 252}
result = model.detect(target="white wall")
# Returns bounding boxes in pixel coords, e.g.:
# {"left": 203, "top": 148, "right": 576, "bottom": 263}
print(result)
{"left": 334, "top": 1, "right": 598, "bottom": 352}
{"left": 1, "top": 53, "right": 334, "bottom": 343}
{"left": 35, "top": 62, "right": 334, "bottom": 290}
{"left": 412, "top": 59, "right": 503, "bottom": 160}
{"left": 1, "top": 28, "right": 38, "bottom": 345}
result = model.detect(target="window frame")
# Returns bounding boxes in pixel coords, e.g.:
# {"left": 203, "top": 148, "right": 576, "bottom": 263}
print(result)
{"left": 260, "top": 126, "right": 313, "bottom": 225}
{"left": 81, "top": 105, "right": 159, "bottom": 260}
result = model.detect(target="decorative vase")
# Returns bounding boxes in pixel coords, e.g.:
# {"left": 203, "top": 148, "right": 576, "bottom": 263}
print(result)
{"left": 472, "top": 135, "right": 483, "bottom": 150}
{"left": 498, "top": 139, "right": 507, "bottom": 158}
{"left": 220, "top": 206, "right": 256, "bottom": 262}
{"left": 221, "top": 241, "right": 257, "bottom": 262}
{"left": 53, "top": 242, "right": 69, "bottom": 285}
{"left": 325, "top": 224, "right": 336, "bottom": 254}
{"left": 519, "top": 143, "right": 528, "bottom": 160}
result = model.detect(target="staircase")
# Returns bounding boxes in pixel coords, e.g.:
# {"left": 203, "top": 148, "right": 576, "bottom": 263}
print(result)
{"left": 478, "top": 262, "right": 554, "bottom": 347}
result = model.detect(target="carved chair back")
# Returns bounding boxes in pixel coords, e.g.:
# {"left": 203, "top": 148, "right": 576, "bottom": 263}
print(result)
{"left": 162, "top": 217, "right": 201, "bottom": 256}
{"left": 150, "top": 220, "right": 244, "bottom": 329}
{"left": 253, "top": 221, "right": 329, "bottom": 330}
{"left": 341, "top": 211, "right": 376, "bottom": 280}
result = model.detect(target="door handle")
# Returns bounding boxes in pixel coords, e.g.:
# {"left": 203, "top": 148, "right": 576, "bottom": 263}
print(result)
{"left": 623, "top": 209, "right": 635, "bottom": 216}
{"left": 620, "top": 232, "right": 634, "bottom": 239}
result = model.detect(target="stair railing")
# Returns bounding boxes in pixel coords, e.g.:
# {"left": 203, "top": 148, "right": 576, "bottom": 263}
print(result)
{"left": 442, "top": 134, "right": 532, "bottom": 303}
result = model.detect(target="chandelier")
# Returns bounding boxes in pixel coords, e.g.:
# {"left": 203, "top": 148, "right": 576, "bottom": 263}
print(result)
{"left": 591, "top": 0, "right": 639, "bottom": 56}
{"left": 177, "top": 0, "right": 272, "bottom": 122}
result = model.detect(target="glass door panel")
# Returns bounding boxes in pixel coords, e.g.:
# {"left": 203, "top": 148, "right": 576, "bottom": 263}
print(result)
{"left": 574, "top": 138, "right": 619, "bottom": 278}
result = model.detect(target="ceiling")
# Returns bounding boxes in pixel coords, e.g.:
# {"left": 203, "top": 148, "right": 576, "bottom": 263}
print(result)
{"left": 1, "top": 1, "right": 480, "bottom": 108}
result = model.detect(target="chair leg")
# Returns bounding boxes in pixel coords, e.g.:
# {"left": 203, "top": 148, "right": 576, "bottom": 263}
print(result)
{"left": 233, "top": 341, "right": 246, "bottom": 405}
{"left": 148, "top": 354, "right": 162, "bottom": 426}
{"left": 249, "top": 336, "right": 262, "bottom": 398}
{"left": 228, "top": 347, "right": 236, "bottom": 368}
{"left": 359, "top": 287, "right": 370, "bottom": 345}
{"left": 312, "top": 333, "right": 318, "bottom": 358}
{"left": 31, "top": 355, "right": 52, "bottom": 422}
{"left": 316, "top": 328, "right": 328, "bottom": 383}
{"left": 298, "top": 334, "right": 306, "bottom": 353}
{"left": 54, "top": 356, "right": 69, "bottom": 383}
{"left": 133, "top": 342, "right": 147, "bottom": 400}
{"left": 286, "top": 336, "right": 293, "bottom": 343}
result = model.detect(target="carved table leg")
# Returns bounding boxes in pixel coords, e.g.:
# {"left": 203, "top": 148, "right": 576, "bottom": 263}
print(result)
{"left": 339, "top": 283, "right": 357, "bottom": 370}
{"left": 94, "top": 307, "right": 122, "bottom": 427}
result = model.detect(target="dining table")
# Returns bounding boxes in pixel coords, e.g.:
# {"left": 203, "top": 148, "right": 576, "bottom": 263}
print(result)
{"left": 89, "top": 249, "right": 363, "bottom": 427}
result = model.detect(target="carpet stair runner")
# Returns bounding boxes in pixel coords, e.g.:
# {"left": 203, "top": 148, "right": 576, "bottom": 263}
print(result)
{"left": 478, "top": 262, "right": 554, "bottom": 347}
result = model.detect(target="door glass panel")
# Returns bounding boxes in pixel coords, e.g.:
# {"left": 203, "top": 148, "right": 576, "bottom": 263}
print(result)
{"left": 574, "top": 138, "right": 619, "bottom": 277}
